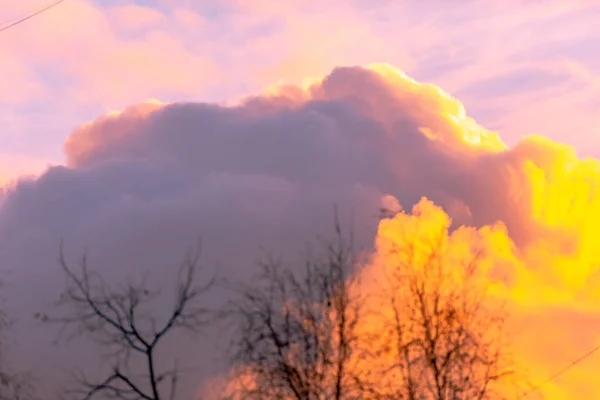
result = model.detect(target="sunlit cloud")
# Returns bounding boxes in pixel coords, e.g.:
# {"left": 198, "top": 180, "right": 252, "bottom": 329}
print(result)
{"left": 0, "top": 63, "right": 598, "bottom": 398}
{"left": 1, "top": 0, "right": 599, "bottom": 165}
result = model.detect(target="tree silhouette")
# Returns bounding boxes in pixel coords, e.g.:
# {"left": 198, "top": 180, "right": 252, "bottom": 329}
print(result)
{"left": 36, "top": 242, "right": 215, "bottom": 400}
{"left": 225, "top": 220, "right": 370, "bottom": 400}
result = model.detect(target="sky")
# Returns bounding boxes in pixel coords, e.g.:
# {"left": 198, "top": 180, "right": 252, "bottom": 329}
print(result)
{"left": 1, "top": 0, "right": 600, "bottom": 399}
{"left": 1, "top": 0, "right": 599, "bottom": 185}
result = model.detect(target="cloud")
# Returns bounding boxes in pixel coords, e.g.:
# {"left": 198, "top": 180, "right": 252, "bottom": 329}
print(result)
{"left": 0, "top": 0, "right": 215, "bottom": 107}
{"left": 361, "top": 198, "right": 600, "bottom": 399}
{"left": 4, "top": 0, "right": 600, "bottom": 175}
{"left": 105, "top": 4, "right": 166, "bottom": 32}
{"left": 2, "top": 63, "right": 600, "bottom": 398}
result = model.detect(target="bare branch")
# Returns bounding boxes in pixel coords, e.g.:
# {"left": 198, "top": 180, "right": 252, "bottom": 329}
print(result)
{"left": 367, "top": 224, "right": 515, "bottom": 400}
{"left": 36, "top": 240, "right": 215, "bottom": 400}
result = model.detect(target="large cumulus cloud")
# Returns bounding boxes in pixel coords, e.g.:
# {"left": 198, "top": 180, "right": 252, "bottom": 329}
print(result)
{"left": 2, "top": 63, "right": 600, "bottom": 398}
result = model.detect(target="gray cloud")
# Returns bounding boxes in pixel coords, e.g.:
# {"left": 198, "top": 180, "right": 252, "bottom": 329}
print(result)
{"left": 0, "top": 64, "right": 571, "bottom": 398}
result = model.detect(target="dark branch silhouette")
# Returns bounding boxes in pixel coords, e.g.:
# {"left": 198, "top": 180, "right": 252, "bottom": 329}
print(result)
{"left": 36, "top": 242, "right": 215, "bottom": 400}
{"left": 225, "top": 218, "right": 369, "bottom": 399}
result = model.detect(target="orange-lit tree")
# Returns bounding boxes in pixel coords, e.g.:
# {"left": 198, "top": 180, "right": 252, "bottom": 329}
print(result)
{"left": 364, "top": 223, "right": 515, "bottom": 400}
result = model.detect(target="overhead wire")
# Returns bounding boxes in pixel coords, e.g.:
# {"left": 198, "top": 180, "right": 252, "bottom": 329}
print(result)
{"left": 0, "top": 0, "right": 67, "bottom": 34}
{"left": 517, "top": 343, "right": 600, "bottom": 399}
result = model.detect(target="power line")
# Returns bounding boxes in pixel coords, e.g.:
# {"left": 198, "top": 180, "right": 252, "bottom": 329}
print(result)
{"left": 0, "top": 0, "right": 61, "bottom": 27}
{"left": 0, "top": 0, "right": 67, "bottom": 31}
{"left": 0, "top": 0, "right": 67, "bottom": 34}
{"left": 517, "top": 343, "right": 600, "bottom": 399}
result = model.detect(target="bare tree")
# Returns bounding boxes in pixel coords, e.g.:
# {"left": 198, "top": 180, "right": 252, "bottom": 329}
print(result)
{"left": 225, "top": 220, "right": 369, "bottom": 400}
{"left": 365, "top": 221, "right": 515, "bottom": 400}
{"left": 223, "top": 213, "right": 518, "bottom": 400}
{"left": 36, "top": 242, "right": 215, "bottom": 400}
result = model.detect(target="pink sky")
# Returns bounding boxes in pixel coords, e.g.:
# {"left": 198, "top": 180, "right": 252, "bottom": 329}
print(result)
{"left": 0, "top": 0, "right": 599, "bottom": 184}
